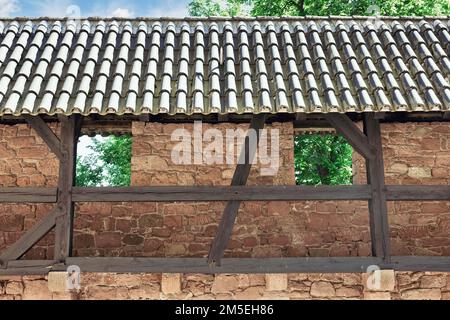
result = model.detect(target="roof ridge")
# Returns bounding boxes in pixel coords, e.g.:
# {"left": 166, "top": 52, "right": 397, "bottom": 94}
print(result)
{"left": 0, "top": 15, "right": 449, "bottom": 22}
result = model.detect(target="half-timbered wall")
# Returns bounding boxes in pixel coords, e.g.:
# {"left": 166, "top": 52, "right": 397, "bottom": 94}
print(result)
{"left": 0, "top": 120, "right": 449, "bottom": 299}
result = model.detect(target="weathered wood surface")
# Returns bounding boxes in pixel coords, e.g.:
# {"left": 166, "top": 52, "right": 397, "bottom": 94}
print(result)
{"left": 64, "top": 257, "right": 381, "bottom": 273}
{"left": 72, "top": 185, "right": 372, "bottom": 201}
{"left": 386, "top": 185, "right": 450, "bottom": 200}
{"left": 0, "top": 187, "right": 57, "bottom": 202}
{"left": 364, "top": 113, "right": 391, "bottom": 261}
{"left": 54, "top": 116, "right": 77, "bottom": 261}
{"left": 324, "top": 113, "right": 375, "bottom": 160}
{"left": 3, "top": 256, "right": 450, "bottom": 274}
{"left": 0, "top": 185, "right": 448, "bottom": 203}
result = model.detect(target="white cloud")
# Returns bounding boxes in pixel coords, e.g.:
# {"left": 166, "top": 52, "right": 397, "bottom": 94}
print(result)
{"left": 0, "top": 0, "right": 20, "bottom": 17}
{"left": 110, "top": 7, "right": 134, "bottom": 18}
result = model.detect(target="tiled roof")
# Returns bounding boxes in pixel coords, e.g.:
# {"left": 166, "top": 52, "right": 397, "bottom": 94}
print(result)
{"left": 0, "top": 17, "right": 449, "bottom": 116}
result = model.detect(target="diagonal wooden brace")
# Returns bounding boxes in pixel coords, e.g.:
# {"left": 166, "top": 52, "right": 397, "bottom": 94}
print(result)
{"left": 208, "top": 114, "right": 267, "bottom": 265}
{"left": 0, "top": 208, "right": 61, "bottom": 265}
{"left": 23, "top": 115, "right": 63, "bottom": 160}
{"left": 324, "top": 113, "right": 376, "bottom": 160}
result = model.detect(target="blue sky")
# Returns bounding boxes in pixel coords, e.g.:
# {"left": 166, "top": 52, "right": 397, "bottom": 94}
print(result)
{"left": 0, "top": 0, "right": 190, "bottom": 17}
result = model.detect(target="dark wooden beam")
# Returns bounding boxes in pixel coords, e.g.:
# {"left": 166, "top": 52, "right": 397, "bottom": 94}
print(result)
{"left": 386, "top": 185, "right": 450, "bottom": 200}
{"left": 0, "top": 184, "right": 448, "bottom": 203}
{"left": 63, "top": 257, "right": 380, "bottom": 274}
{"left": 364, "top": 113, "right": 391, "bottom": 262}
{"left": 0, "top": 260, "right": 60, "bottom": 275}
{"left": 208, "top": 114, "right": 267, "bottom": 265}
{"left": 386, "top": 256, "right": 450, "bottom": 271}
{"left": 54, "top": 116, "right": 77, "bottom": 261}
{"left": 0, "top": 208, "right": 59, "bottom": 264}
{"left": 0, "top": 187, "right": 57, "bottom": 202}
{"left": 74, "top": 115, "right": 84, "bottom": 140}
{"left": 324, "top": 113, "right": 375, "bottom": 160}
{"left": 4, "top": 256, "right": 450, "bottom": 274}
{"left": 23, "top": 115, "right": 63, "bottom": 160}
{"left": 72, "top": 185, "right": 372, "bottom": 202}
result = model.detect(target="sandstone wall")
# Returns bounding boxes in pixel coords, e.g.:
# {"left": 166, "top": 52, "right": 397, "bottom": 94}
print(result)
{"left": 1, "top": 271, "right": 450, "bottom": 300}
{"left": 0, "top": 120, "right": 449, "bottom": 299}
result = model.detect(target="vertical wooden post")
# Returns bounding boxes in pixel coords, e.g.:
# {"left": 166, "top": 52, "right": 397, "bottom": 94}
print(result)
{"left": 363, "top": 113, "right": 391, "bottom": 262}
{"left": 54, "top": 115, "right": 79, "bottom": 261}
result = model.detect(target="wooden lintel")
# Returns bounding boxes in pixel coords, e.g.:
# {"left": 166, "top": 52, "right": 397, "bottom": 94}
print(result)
{"left": 23, "top": 115, "right": 63, "bottom": 160}
{"left": 208, "top": 114, "right": 267, "bottom": 265}
{"left": 324, "top": 113, "right": 375, "bottom": 160}
{"left": 0, "top": 208, "right": 59, "bottom": 262}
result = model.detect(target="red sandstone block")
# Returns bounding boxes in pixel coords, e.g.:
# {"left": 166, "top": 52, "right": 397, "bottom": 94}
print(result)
{"left": 0, "top": 215, "right": 24, "bottom": 232}
{"left": 243, "top": 236, "right": 258, "bottom": 247}
{"left": 307, "top": 215, "right": 329, "bottom": 231}
{"left": 138, "top": 214, "right": 163, "bottom": 228}
{"left": 421, "top": 138, "right": 441, "bottom": 150}
{"left": 122, "top": 234, "right": 144, "bottom": 245}
{"left": 132, "top": 203, "right": 157, "bottom": 214}
{"left": 151, "top": 227, "right": 171, "bottom": 238}
{"left": 0, "top": 175, "right": 16, "bottom": 186}
{"left": 164, "top": 215, "right": 183, "bottom": 228}
{"left": 74, "top": 233, "right": 95, "bottom": 248}
{"left": 268, "top": 235, "right": 290, "bottom": 246}
{"left": 16, "top": 147, "right": 49, "bottom": 159}
{"left": 204, "top": 225, "right": 218, "bottom": 237}
{"left": 421, "top": 202, "right": 449, "bottom": 214}
{"left": 95, "top": 232, "right": 122, "bottom": 248}
{"left": 143, "top": 238, "right": 163, "bottom": 251}
{"left": 267, "top": 201, "right": 290, "bottom": 216}
{"left": 163, "top": 203, "right": 195, "bottom": 215}
{"left": 115, "top": 219, "right": 132, "bottom": 233}
{"left": 7, "top": 136, "right": 36, "bottom": 148}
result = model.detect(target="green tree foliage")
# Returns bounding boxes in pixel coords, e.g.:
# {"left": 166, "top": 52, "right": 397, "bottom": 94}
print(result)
{"left": 188, "top": 0, "right": 449, "bottom": 17}
{"left": 188, "top": 0, "right": 250, "bottom": 16}
{"left": 294, "top": 134, "right": 353, "bottom": 185}
{"left": 248, "top": 0, "right": 449, "bottom": 16}
{"left": 75, "top": 154, "right": 103, "bottom": 187}
{"left": 76, "top": 135, "right": 132, "bottom": 187}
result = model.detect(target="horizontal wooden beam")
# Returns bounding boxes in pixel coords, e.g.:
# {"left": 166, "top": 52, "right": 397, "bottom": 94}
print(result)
{"left": 3, "top": 256, "right": 450, "bottom": 274}
{"left": 385, "top": 185, "right": 450, "bottom": 201}
{"left": 1, "top": 185, "right": 449, "bottom": 203}
{"left": 62, "top": 257, "right": 381, "bottom": 274}
{"left": 4, "top": 256, "right": 450, "bottom": 274}
{"left": 386, "top": 256, "right": 450, "bottom": 271}
{"left": 0, "top": 187, "right": 57, "bottom": 203}
{"left": 72, "top": 185, "right": 372, "bottom": 202}
{"left": 0, "top": 260, "right": 59, "bottom": 275}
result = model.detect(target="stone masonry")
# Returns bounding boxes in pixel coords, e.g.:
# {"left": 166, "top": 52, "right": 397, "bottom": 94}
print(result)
{"left": 0, "top": 120, "right": 449, "bottom": 299}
